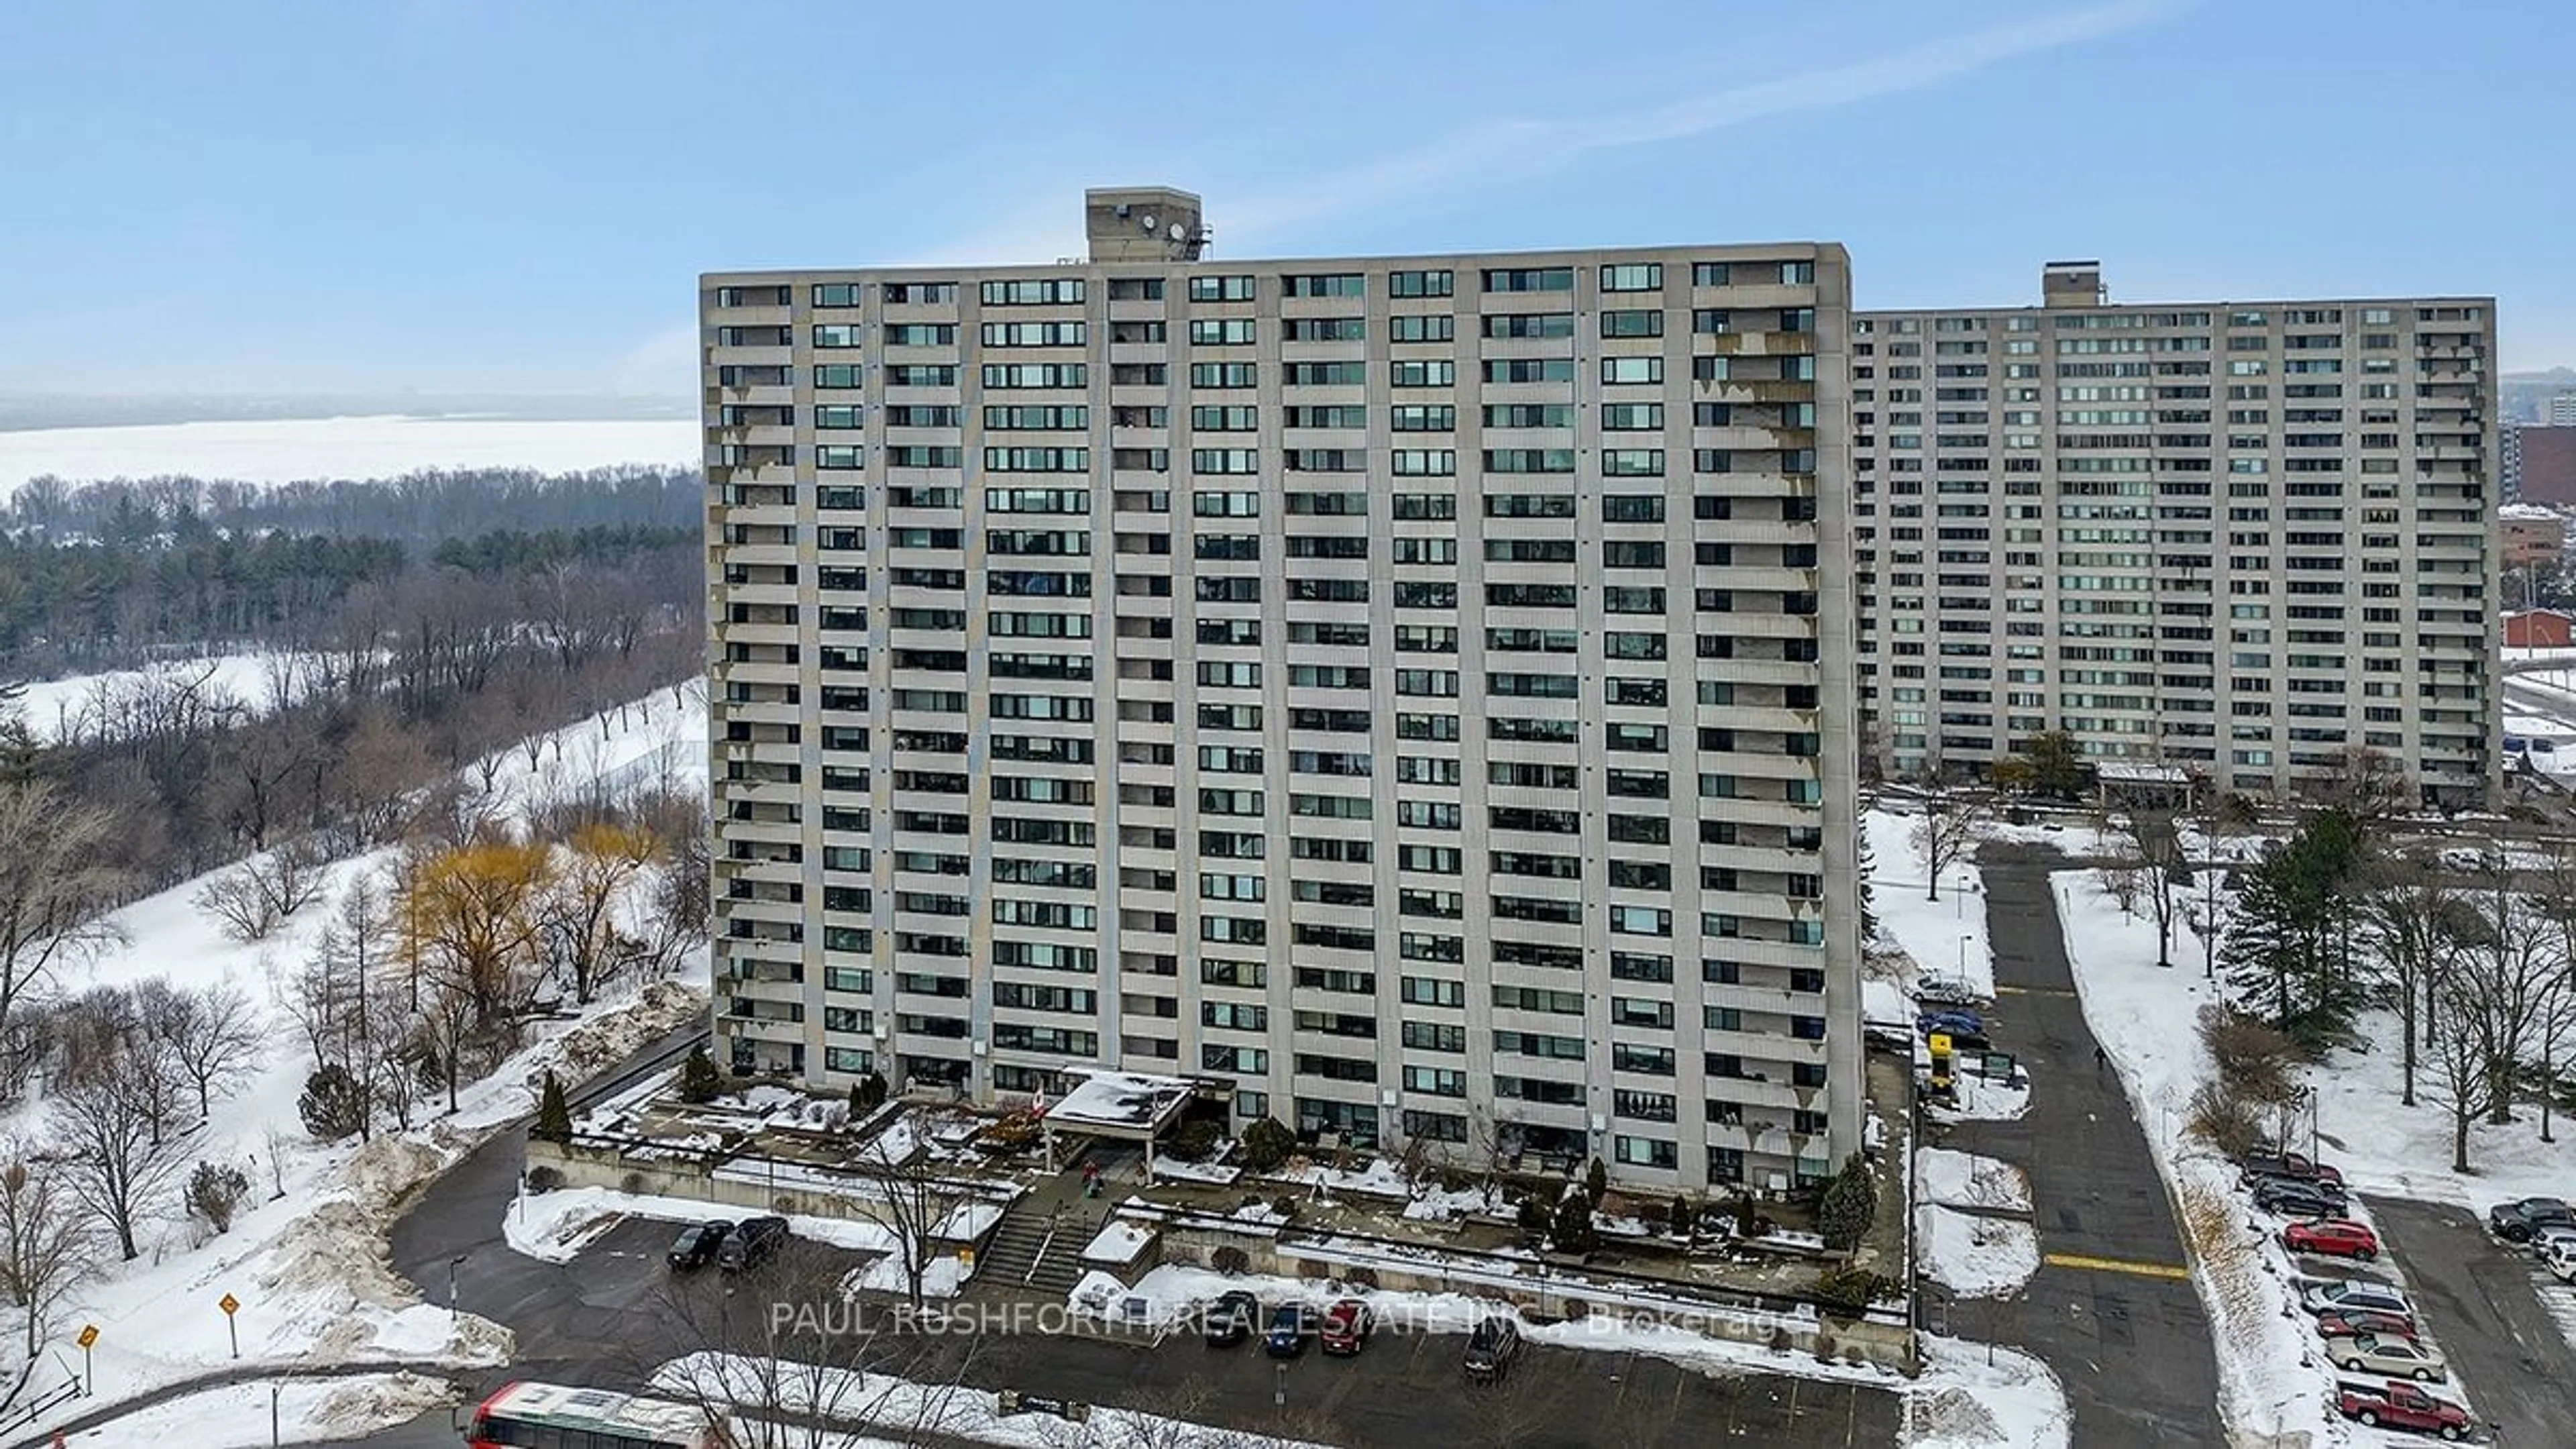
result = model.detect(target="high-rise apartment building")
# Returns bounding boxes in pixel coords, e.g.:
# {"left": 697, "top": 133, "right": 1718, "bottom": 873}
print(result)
{"left": 2548, "top": 390, "right": 2576, "bottom": 428}
{"left": 1851, "top": 262, "right": 2496, "bottom": 805}
{"left": 700, "top": 188, "right": 1862, "bottom": 1192}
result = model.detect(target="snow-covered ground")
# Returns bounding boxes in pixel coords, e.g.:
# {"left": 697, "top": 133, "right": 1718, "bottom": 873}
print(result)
{"left": 24, "top": 680, "right": 714, "bottom": 1439}
{"left": 58, "top": 1371, "right": 453, "bottom": 1447}
{"left": 1865, "top": 807, "right": 1994, "bottom": 999}
{"left": 504, "top": 1182, "right": 971, "bottom": 1299}
{"left": 1919, "top": 1148, "right": 2032, "bottom": 1214}
{"left": 9, "top": 651, "right": 322, "bottom": 742}
{"left": 1915, "top": 1204, "right": 2039, "bottom": 1300}
{"left": 2055, "top": 869, "right": 2471, "bottom": 1448}
{"left": 0, "top": 415, "right": 697, "bottom": 492}
{"left": 1071, "top": 1263, "right": 2070, "bottom": 1446}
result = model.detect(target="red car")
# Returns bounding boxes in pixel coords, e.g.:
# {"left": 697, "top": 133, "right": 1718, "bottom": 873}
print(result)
{"left": 1318, "top": 1299, "right": 1373, "bottom": 1356}
{"left": 2336, "top": 1381, "right": 2470, "bottom": 1440}
{"left": 2312, "top": 1307, "right": 2417, "bottom": 1341}
{"left": 2283, "top": 1218, "right": 2379, "bottom": 1260}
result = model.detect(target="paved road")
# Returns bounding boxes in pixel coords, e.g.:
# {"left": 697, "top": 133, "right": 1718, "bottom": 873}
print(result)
{"left": 1933, "top": 849, "right": 2225, "bottom": 1448}
{"left": 2365, "top": 1195, "right": 2576, "bottom": 1443}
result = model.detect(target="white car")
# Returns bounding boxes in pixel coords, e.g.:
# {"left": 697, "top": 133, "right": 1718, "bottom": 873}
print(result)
{"left": 2544, "top": 1236, "right": 2576, "bottom": 1282}
{"left": 2325, "top": 1331, "right": 2448, "bottom": 1383}
{"left": 2302, "top": 1279, "right": 2416, "bottom": 1320}
{"left": 2530, "top": 1224, "right": 2576, "bottom": 1260}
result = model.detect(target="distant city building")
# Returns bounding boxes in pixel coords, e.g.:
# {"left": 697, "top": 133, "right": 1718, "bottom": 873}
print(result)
{"left": 2550, "top": 390, "right": 2576, "bottom": 427}
{"left": 2504, "top": 420, "right": 2522, "bottom": 501}
{"left": 2504, "top": 608, "right": 2573, "bottom": 651}
{"left": 698, "top": 189, "right": 1864, "bottom": 1193}
{"left": 2518, "top": 427, "right": 2576, "bottom": 508}
{"left": 2500, "top": 504, "right": 2566, "bottom": 572}
{"left": 1852, "top": 262, "right": 2496, "bottom": 807}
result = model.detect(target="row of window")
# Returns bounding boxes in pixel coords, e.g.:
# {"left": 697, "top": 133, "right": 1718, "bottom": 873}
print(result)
{"left": 715, "top": 262, "right": 1818, "bottom": 313}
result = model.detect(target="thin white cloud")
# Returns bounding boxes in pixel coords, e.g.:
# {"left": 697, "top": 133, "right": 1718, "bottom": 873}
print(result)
{"left": 1223, "top": 0, "right": 2188, "bottom": 242}
{"left": 610, "top": 319, "right": 699, "bottom": 394}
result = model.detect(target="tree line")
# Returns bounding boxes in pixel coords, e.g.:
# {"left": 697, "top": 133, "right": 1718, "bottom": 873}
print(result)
{"left": 4, "top": 465, "right": 698, "bottom": 547}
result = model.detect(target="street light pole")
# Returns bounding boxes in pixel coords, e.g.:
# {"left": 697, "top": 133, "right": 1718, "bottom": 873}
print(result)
{"left": 447, "top": 1254, "right": 467, "bottom": 1321}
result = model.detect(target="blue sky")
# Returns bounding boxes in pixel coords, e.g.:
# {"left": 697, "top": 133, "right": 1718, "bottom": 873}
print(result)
{"left": 0, "top": 0, "right": 2563, "bottom": 397}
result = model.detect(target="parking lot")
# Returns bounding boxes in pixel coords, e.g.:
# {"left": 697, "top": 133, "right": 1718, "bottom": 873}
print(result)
{"left": 366, "top": 1203, "right": 1900, "bottom": 1448}
{"left": 2364, "top": 1196, "right": 2576, "bottom": 1444}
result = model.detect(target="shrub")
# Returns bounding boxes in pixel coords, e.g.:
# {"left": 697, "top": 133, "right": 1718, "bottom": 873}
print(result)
{"left": 532, "top": 1071, "right": 573, "bottom": 1143}
{"left": 1517, "top": 1196, "right": 1552, "bottom": 1236}
{"left": 1169, "top": 1118, "right": 1222, "bottom": 1163}
{"left": 298, "top": 1063, "right": 368, "bottom": 1141}
{"left": 2198, "top": 1004, "right": 2300, "bottom": 1102}
{"left": 621, "top": 1171, "right": 647, "bottom": 1196}
{"left": 186, "top": 1161, "right": 251, "bottom": 1234}
{"left": 1817, "top": 1154, "right": 1876, "bottom": 1251}
{"left": 1811, "top": 1267, "right": 1901, "bottom": 1316}
{"left": 853, "top": 1069, "right": 888, "bottom": 1112}
{"left": 1346, "top": 1266, "right": 1379, "bottom": 1289}
{"left": 526, "top": 1165, "right": 565, "bottom": 1193}
{"left": 1211, "top": 1246, "right": 1250, "bottom": 1275}
{"left": 1583, "top": 1156, "right": 1609, "bottom": 1208}
{"left": 678, "top": 1045, "right": 722, "bottom": 1104}
{"left": 1240, "top": 1116, "right": 1296, "bottom": 1173}
{"left": 1269, "top": 1194, "right": 1301, "bottom": 1222}
{"left": 1734, "top": 1196, "right": 1766, "bottom": 1239}
{"left": 2186, "top": 1079, "right": 2266, "bottom": 1158}
{"left": 1550, "top": 1193, "right": 1597, "bottom": 1254}
{"left": 1669, "top": 1195, "right": 1697, "bottom": 1236}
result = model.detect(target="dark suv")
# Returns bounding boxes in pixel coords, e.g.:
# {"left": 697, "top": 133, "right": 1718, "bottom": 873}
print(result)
{"left": 1464, "top": 1315, "right": 1521, "bottom": 1383}
{"left": 718, "top": 1215, "right": 790, "bottom": 1272}
{"left": 1203, "top": 1291, "right": 1259, "bottom": 1348}
{"left": 2241, "top": 1150, "right": 2344, "bottom": 1187}
{"left": 2488, "top": 1197, "right": 2575, "bottom": 1243}
{"left": 666, "top": 1220, "right": 733, "bottom": 1271}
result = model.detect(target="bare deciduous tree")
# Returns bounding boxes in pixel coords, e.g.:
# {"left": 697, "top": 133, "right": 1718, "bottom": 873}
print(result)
{"left": 2108, "top": 808, "right": 2186, "bottom": 971}
{"left": 2359, "top": 853, "right": 2462, "bottom": 1108}
{"left": 154, "top": 980, "right": 264, "bottom": 1120}
{"left": 1909, "top": 788, "right": 1992, "bottom": 904}
{"left": 0, "top": 775, "right": 129, "bottom": 1049}
{"left": 50, "top": 1038, "right": 193, "bottom": 1261}
{"left": 0, "top": 1140, "right": 95, "bottom": 1360}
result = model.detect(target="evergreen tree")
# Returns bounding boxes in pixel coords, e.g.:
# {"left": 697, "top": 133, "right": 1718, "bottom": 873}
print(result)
{"left": 532, "top": 1070, "right": 573, "bottom": 1142}
{"left": 1818, "top": 1153, "right": 1877, "bottom": 1250}
{"left": 2220, "top": 810, "right": 2368, "bottom": 1049}
{"left": 1550, "top": 1190, "right": 1598, "bottom": 1254}
{"left": 678, "top": 1044, "right": 722, "bottom": 1104}
{"left": 1583, "top": 1155, "right": 1609, "bottom": 1208}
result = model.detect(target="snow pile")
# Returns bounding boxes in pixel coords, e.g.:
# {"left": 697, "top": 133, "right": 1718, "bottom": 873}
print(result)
{"left": 1915, "top": 1204, "right": 2039, "bottom": 1299}
{"left": 1905, "top": 1333, "right": 2073, "bottom": 1448}
{"left": 1919, "top": 1148, "right": 2033, "bottom": 1213}
{"left": 1402, "top": 1183, "right": 1502, "bottom": 1222}
{"left": 1864, "top": 808, "right": 1994, "bottom": 998}
{"left": 1270, "top": 1154, "right": 1412, "bottom": 1199}
{"left": 58, "top": 1371, "right": 455, "bottom": 1448}
{"left": 504, "top": 1182, "right": 973, "bottom": 1300}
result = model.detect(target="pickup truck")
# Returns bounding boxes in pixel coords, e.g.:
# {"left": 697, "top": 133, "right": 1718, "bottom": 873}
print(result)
{"left": 2334, "top": 1380, "right": 2470, "bottom": 1440}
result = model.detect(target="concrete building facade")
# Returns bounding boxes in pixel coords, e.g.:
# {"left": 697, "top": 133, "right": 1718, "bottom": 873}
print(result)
{"left": 1851, "top": 263, "right": 2497, "bottom": 806}
{"left": 698, "top": 189, "right": 1862, "bottom": 1193}
{"left": 2517, "top": 427, "right": 2576, "bottom": 508}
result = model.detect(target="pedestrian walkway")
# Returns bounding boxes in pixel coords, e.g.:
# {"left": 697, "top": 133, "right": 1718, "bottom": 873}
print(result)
{"left": 1931, "top": 846, "right": 2224, "bottom": 1446}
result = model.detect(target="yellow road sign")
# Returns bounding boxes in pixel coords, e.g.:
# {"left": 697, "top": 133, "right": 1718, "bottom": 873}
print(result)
{"left": 75, "top": 1324, "right": 97, "bottom": 1349}
{"left": 218, "top": 1293, "right": 239, "bottom": 1316}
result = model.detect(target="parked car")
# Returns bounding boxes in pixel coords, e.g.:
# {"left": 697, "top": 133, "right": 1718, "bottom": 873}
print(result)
{"left": 2311, "top": 1307, "right": 2418, "bottom": 1341}
{"left": 1203, "top": 1291, "right": 1260, "bottom": 1348}
{"left": 666, "top": 1220, "right": 733, "bottom": 1271}
{"left": 2335, "top": 1381, "right": 2471, "bottom": 1440}
{"left": 2283, "top": 1219, "right": 2379, "bottom": 1260}
{"left": 2253, "top": 1177, "right": 2347, "bottom": 1218}
{"left": 2241, "top": 1149, "right": 2345, "bottom": 1187}
{"left": 1263, "top": 1303, "right": 1314, "bottom": 1358}
{"left": 1463, "top": 1315, "right": 1522, "bottom": 1383}
{"left": 2324, "top": 1332, "right": 2448, "bottom": 1383}
{"left": 2302, "top": 1279, "right": 2415, "bottom": 1320}
{"left": 717, "top": 1215, "right": 790, "bottom": 1272}
{"left": 2487, "top": 1196, "right": 2574, "bottom": 1242}
{"left": 1318, "top": 1299, "right": 1373, "bottom": 1356}
{"left": 1919, "top": 1010, "right": 1984, "bottom": 1038}
{"left": 2529, "top": 1223, "right": 2576, "bottom": 1260}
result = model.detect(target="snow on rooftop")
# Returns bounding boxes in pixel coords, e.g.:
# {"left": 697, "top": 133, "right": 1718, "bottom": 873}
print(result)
{"left": 1079, "top": 1217, "right": 1158, "bottom": 1265}
{"left": 1040, "top": 1069, "right": 1197, "bottom": 1132}
{"left": 2094, "top": 761, "right": 2190, "bottom": 783}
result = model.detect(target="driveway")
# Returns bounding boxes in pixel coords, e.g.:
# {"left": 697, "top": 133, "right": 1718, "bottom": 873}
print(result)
{"left": 2364, "top": 1195, "right": 2576, "bottom": 1442}
{"left": 1933, "top": 849, "right": 2226, "bottom": 1446}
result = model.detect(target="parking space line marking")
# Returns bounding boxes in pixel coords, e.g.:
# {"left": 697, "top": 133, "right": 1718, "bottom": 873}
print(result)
{"left": 2043, "top": 1250, "right": 2191, "bottom": 1281}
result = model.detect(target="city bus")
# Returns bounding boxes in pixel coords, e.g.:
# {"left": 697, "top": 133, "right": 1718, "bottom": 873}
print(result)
{"left": 459, "top": 1380, "right": 735, "bottom": 1449}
